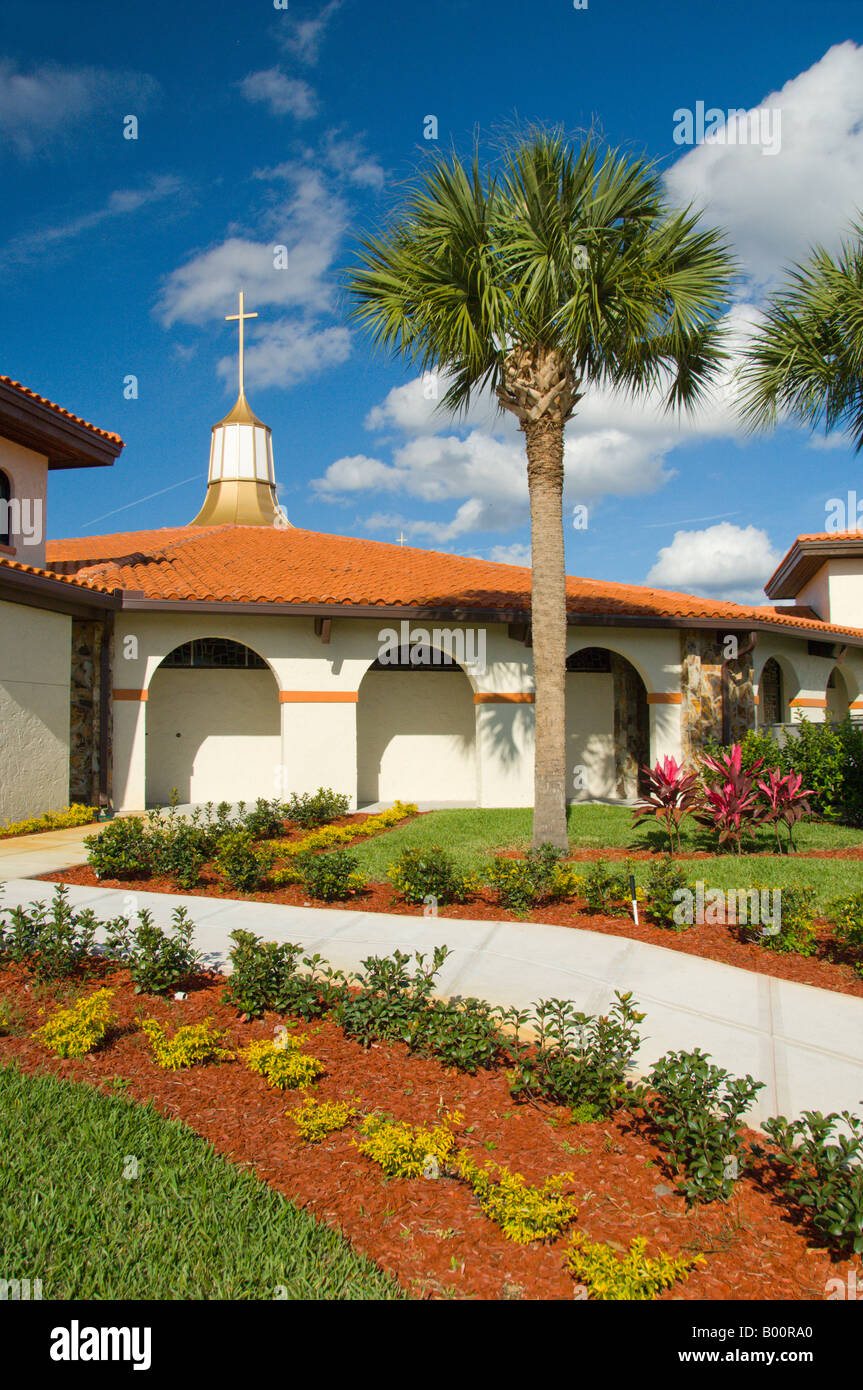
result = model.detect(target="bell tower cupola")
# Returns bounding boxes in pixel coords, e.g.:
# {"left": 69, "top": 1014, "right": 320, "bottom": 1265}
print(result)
{"left": 190, "top": 292, "right": 290, "bottom": 528}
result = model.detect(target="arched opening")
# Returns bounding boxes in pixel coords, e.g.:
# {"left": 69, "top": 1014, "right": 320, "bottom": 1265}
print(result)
{"left": 145, "top": 637, "right": 280, "bottom": 806}
{"left": 0, "top": 470, "right": 11, "bottom": 546}
{"left": 759, "top": 657, "right": 785, "bottom": 726}
{"left": 826, "top": 665, "right": 851, "bottom": 723}
{"left": 566, "top": 646, "right": 649, "bottom": 803}
{"left": 357, "top": 644, "right": 476, "bottom": 805}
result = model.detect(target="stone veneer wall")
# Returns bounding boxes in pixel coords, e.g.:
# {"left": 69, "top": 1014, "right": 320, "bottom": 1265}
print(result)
{"left": 680, "top": 629, "right": 756, "bottom": 765}
{"left": 610, "top": 654, "right": 649, "bottom": 798}
{"left": 69, "top": 619, "right": 109, "bottom": 805}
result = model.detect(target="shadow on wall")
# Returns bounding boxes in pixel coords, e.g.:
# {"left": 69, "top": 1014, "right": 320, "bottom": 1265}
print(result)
{"left": 357, "top": 665, "right": 476, "bottom": 803}
{"left": 145, "top": 665, "right": 280, "bottom": 806}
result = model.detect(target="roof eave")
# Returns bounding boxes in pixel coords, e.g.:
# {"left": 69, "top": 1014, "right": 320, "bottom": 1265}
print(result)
{"left": 115, "top": 593, "right": 863, "bottom": 645}
{"left": 0, "top": 381, "right": 124, "bottom": 469}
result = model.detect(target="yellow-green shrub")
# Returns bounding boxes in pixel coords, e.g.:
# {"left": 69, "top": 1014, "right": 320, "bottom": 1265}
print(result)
{"left": 455, "top": 1151, "right": 578, "bottom": 1244}
{"left": 0, "top": 804, "right": 100, "bottom": 839}
{"left": 36, "top": 988, "right": 116, "bottom": 1059}
{"left": 271, "top": 800, "right": 418, "bottom": 870}
{"left": 565, "top": 1233, "right": 705, "bottom": 1299}
{"left": 142, "top": 1017, "right": 234, "bottom": 1070}
{"left": 356, "top": 1111, "right": 462, "bottom": 1178}
{"left": 292, "top": 1096, "right": 357, "bottom": 1142}
{"left": 241, "top": 1036, "right": 324, "bottom": 1089}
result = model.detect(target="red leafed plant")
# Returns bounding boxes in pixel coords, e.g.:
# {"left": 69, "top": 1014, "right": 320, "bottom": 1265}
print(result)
{"left": 632, "top": 756, "right": 700, "bottom": 853}
{"left": 695, "top": 744, "right": 765, "bottom": 854}
{"left": 757, "top": 768, "right": 813, "bottom": 854}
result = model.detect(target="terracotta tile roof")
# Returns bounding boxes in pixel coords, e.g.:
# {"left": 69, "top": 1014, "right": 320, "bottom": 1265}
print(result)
{"left": 0, "top": 552, "right": 114, "bottom": 593}
{"left": 44, "top": 524, "right": 863, "bottom": 640}
{"left": 0, "top": 375, "right": 123, "bottom": 445}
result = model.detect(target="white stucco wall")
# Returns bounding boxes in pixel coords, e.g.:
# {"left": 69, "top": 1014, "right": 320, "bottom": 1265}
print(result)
{"left": 110, "top": 611, "right": 695, "bottom": 812}
{"left": 145, "top": 667, "right": 280, "bottom": 806}
{"left": 357, "top": 668, "right": 477, "bottom": 804}
{"left": 0, "top": 598, "right": 70, "bottom": 821}
{"left": 0, "top": 438, "right": 49, "bottom": 570}
{"left": 566, "top": 672, "right": 615, "bottom": 800}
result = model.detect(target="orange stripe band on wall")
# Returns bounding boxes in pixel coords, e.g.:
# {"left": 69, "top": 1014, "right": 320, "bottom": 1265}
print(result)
{"left": 851, "top": 701, "right": 863, "bottom": 710}
{"left": 279, "top": 691, "right": 358, "bottom": 703}
{"left": 113, "top": 688, "right": 148, "bottom": 702}
{"left": 789, "top": 697, "right": 827, "bottom": 708}
{"left": 473, "top": 692, "right": 535, "bottom": 704}
{"left": 646, "top": 692, "right": 683, "bottom": 705}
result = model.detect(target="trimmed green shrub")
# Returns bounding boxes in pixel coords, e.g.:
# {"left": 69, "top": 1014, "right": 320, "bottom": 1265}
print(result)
{"left": 285, "top": 788, "right": 350, "bottom": 829}
{"left": 388, "top": 846, "right": 472, "bottom": 905}
{"left": 486, "top": 843, "right": 575, "bottom": 913}
{"left": 828, "top": 891, "right": 863, "bottom": 975}
{"left": 214, "top": 829, "right": 273, "bottom": 893}
{"left": 633, "top": 1048, "right": 763, "bottom": 1204}
{"left": 104, "top": 906, "right": 200, "bottom": 995}
{"left": 506, "top": 992, "right": 645, "bottom": 1117}
{"left": 293, "top": 849, "right": 364, "bottom": 902}
{"left": 222, "top": 929, "right": 344, "bottom": 1020}
{"left": 755, "top": 1109, "right": 863, "bottom": 1256}
{"left": 85, "top": 817, "right": 150, "bottom": 879}
{"left": 645, "top": 856, "right": 691, "bottom": 930}
{"left": 0, "top": 885, "right": 97, "bottom": 981}
{"left": 754, "top": 885, "right": 817, "bottom": 956}
{"left": 582, "top": 859, "right": 632, "bottom": 916}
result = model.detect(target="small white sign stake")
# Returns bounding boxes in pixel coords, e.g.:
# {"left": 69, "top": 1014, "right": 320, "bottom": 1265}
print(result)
{"left": 630, "top": 873, "right": 639, "bottom": 926}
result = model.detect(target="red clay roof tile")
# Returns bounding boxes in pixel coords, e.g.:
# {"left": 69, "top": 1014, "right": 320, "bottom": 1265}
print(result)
{"left": 0, "top": 375, "right": 123, "bottom": 445}
{"left": 44, "top": 524, "right": 863, "bottom": 639}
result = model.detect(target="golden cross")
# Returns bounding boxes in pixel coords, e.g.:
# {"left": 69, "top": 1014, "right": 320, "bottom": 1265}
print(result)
{"left": 225, "top": 291, "right": 258, "bottom": 397}
{"left": 397, "top": 530, "right": 408, "bottom": 546}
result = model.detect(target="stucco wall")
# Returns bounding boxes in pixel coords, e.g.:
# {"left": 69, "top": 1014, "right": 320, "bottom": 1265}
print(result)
{"left": 357, "top": 668, "right": 477, "bottom": 803}
{"left": 566, "top": 672, "right": 615, "bottom": 801}
{"left": 145, "top": 666, "right": 280, "bottom": 806}
{"left": 111, "top": 611, "right": 696, "bottom": 811}
{"left": 0, "top": 598, "right": 70, "bottom": 821}
{"left": 0, "top": 438, "right": 48, "bottom": 570}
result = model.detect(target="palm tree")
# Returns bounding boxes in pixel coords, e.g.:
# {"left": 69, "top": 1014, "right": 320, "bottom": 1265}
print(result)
{"left": 348, "top": 132, "right": 735, "bottom": 848}
{"left": 738, "top": 217, "right": 863, "bottom": 451}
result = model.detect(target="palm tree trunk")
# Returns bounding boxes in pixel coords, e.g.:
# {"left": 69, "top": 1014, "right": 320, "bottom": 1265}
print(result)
{"left": 524, "top": 417, "right": 568, "bottom": 849}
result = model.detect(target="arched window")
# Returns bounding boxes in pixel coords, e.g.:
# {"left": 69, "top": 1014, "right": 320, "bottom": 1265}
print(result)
{"left": 161, "top": 638, "right": 267, "bottom": 669}
{"left": 760, "top": 658, "right": 783, "bottom": 725}
{"left": 0, "top": 470, "right": 11, "bottom": 547}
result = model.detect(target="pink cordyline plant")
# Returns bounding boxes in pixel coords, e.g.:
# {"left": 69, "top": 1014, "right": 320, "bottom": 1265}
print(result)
{"left": 695, "top": 744, "right": 766, "bottom": 854}
{"left": 757, "top": 768, "right": 813, "bottom": 853}
{"left": 632, "top": 755, "right": 700, "bottom": 853}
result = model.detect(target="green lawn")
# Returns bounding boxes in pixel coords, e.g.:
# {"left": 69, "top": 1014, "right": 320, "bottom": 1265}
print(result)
{"left": 0, "top": 1063, "right": 403, "bottom": 1300}
{"left": 350, "top": 805, "right": 863, "bottom": 910}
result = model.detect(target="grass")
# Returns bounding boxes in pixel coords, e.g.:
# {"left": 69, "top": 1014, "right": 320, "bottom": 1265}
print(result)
{"left": 348, "top": 805, "right": 863, "bottom": 910}
{"left": 0, "top": 1062, "right": 404, "bottom": 1300}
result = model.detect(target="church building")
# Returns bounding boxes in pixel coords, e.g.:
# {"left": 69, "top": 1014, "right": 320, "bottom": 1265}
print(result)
{"left": 3, "top": 296, "right": 863, "bottom": 824}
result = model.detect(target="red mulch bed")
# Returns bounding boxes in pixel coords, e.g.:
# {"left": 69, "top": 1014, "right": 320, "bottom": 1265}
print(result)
{"left": 38, "top": 864, "right": 863, "bottom": 1001}
{"left": 0, "top": 960, "right": 856, "bottom": 1301}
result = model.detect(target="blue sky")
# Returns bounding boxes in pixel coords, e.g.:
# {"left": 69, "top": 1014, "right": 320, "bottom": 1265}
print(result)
{"left": 1, "top": 0, "right": 862, "bottom": 604}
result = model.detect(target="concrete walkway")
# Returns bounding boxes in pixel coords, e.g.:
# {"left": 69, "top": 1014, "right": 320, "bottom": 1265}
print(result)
{"left": 2, "top": 873, "right": 862, "bottom": 1127}
{"left": 0, "top": 825, "right": 103, "bottom": 881}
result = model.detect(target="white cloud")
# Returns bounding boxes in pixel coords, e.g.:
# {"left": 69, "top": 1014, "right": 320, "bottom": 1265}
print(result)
{"left": 255, "top": 133, "right": 385, "bottom": 193}
{"left": 665, "top": 41, "right": 863, "bottom": 292}
{"left": 279, "top": 0, "right": 343, "bottom": 64}
{"left": 0, "top": 59, "right": 157, "bottom": 157}
{"left": 646, "top": 522, "right": 781, "bottom": 605}
{"left": 156, "top": 170, "right": 346, "bottom": 326}
{"left": 239, "top": 68, "right": 318, "bottom": 120}
{"left": 220, "top": 321, "right": 351, "bottom": 390}
{"left": 486, "top": 542, "right": 532, "bottom": 566}
{"left": 1, "top": 174, "right": 183, "bottom": 265}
